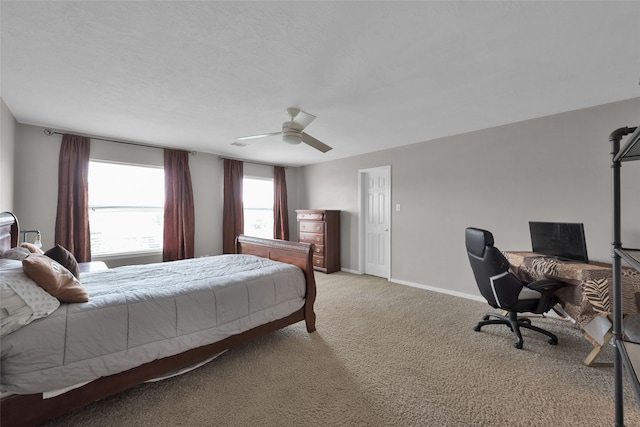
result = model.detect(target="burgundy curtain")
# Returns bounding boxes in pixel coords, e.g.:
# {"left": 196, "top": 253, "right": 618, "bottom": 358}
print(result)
{"left": 163, "top": 149, "right": 195, "bottom": 261}
{"left": 55, "top": 134, "right": 91, "bottom": 262}
{"left": 273, "top": 166, "right": 289, "bottom": 240}
{"left": 222, "top": 159, "right": 244, "bottom": 254}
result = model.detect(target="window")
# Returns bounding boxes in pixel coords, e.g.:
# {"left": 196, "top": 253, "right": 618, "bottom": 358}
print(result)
{"left": 88, "top": 161, "right": 164, "bottom": 257}
{"left": 243, "top": 177, "right": 273, "bottom": 239}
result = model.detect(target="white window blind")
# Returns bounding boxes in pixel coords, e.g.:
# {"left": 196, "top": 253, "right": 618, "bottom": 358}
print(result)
{"left": 88, "top": 161, "right": 164, "bottom": 257}
{"left": 243, "top": 177, "right": 274, "bottom": 239}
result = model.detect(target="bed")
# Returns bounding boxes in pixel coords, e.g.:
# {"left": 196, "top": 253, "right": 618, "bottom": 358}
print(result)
{"left": 0, "top": 212, "right": 317, "bottom": 426}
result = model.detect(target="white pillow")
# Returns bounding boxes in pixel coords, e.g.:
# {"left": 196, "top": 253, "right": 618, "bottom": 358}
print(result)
{"left": 0, "top": 271, "right": 60, "bottom": 336}
{"left": 0, "top": 258, "right": 24, "bottom": 271}
{"left": 0, "top": 247, "right": 30, "bottom": 261}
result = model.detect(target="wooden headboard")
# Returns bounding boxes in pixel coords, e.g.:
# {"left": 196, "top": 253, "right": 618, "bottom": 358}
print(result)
{"left": 0, "top": 212, "right": 19, "bottom": 254}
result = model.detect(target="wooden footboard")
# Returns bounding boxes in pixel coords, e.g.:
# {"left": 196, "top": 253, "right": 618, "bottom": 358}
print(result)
{"left": 0, "top": 229, "right": 317, "bottom": 427}
{"left": 236, "top": 235, "right": 316, "bottom": 332}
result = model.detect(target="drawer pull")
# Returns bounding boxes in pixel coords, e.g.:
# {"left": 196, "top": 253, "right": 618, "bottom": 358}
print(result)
{"left": 316, "top": 237, "right": 321, "bottom": 242}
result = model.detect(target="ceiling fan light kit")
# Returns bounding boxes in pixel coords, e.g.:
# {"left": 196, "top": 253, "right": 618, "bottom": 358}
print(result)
{"left": 234, "top": 108, "right": 332, "bottom": 152}
{"left": 282, "top": 125, "right": 302, "bottom": 145}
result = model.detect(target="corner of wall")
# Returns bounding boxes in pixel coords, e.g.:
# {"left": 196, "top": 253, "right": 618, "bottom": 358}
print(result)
{"left": 0, "top": 98, "right": 17, "bottom": 211}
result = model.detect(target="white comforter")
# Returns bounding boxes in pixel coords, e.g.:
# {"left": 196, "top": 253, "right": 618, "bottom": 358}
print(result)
{"left": 1, "top": 254, "right": 306, "bottom": 394}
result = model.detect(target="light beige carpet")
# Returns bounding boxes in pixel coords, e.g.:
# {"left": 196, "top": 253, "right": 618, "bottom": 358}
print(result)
{"left": 44, "top": 272, "right": 640, "bottom": 426}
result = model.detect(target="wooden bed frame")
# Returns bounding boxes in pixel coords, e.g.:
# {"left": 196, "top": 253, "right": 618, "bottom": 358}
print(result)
{"left": 0, "top": 212, "right": 316, "bottom": 427}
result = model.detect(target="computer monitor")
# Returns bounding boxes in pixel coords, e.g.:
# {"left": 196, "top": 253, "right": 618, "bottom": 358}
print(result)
{"left": 528, "top": 221, "right": 589, "bottom": 263}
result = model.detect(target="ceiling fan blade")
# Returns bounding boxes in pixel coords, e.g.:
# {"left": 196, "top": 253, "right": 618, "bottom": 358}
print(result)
{"left": 235, "top": 131, "right": 282, "bottom": 141}
{"left": 301, "top": 132, "right": 332, "bottom": 153}
{"left": 290, "top": 109, "right": 316, "bottom": 130}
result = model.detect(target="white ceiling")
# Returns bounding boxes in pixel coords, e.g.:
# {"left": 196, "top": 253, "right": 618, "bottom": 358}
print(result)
{"left": 2, "top": 1, "right": 639, "bottom": 166}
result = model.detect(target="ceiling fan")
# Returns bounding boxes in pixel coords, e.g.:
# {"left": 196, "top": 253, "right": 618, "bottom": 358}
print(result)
{"left": 234, "top": 108, "right": 332, "bottom": 153}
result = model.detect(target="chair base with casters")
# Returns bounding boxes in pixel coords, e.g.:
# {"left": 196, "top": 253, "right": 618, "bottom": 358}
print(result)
{"left": 474, "top": 310, "right": 558, "bottom": 349}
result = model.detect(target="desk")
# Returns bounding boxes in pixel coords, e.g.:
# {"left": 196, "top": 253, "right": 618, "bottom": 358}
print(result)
{"left": 504, "top": 252, "right": 640, "bottom": 365}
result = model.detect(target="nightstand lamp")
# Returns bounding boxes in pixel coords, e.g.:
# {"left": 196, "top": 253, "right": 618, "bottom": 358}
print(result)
{"left": 21, "top": 229, "right": 42, "bottom": 249}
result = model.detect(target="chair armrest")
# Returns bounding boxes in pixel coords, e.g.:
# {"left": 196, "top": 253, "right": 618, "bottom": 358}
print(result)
{"left": 527, "top": 279, "right": 565, "bottom": 294}
{"left": 527, "top": 279, "right": 565, "bottom": 314}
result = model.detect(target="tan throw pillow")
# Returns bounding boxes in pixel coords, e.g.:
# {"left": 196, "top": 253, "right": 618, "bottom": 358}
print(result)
{"left": 20, "top": 242, "right": 45, "bottom": 255}
{"left": 22, "top": 254, "right": 89, "bottom": 303}
{"left": 44, "top": 244, "right": 80, "bottom": 278}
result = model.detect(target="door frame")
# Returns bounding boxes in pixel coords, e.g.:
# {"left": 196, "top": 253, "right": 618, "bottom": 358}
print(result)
{"left": 357, "top": 165, "right": 391, "bottom": 279}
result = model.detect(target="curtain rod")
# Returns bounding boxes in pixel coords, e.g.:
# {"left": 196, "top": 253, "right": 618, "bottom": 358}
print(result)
{"left": 43, "top": 128, "right": 196, "bottom": 155}
{"left": 218, "top": 156, "right": 287, "bottom": 168}
{"left": 43, "top": 129, "right": 287, "bottom": 166}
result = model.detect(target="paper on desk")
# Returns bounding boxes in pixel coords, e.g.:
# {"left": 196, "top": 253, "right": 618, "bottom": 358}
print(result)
{"left": 581, "top": 314, "right": 640, "bottom": 347}
{"left": 622, "top": 340, "right": 640, "bottom": 381}
{"left": 582, "top": 316, "right": 612, "bottom": 346}
{"left": 624, "top": 314, "right": 640, "bottom": 343}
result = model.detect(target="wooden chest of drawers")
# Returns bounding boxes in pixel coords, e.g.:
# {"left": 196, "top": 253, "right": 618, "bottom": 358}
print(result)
{"left": 296, "top": 209, "right": 340, "bottom": 273}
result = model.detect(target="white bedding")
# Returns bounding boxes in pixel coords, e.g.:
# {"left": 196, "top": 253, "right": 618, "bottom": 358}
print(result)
{"left": 0, "top": 259, "right": 60, "bottom": 336}
{"left": 1, "top": 254, "right": 306, "bottom": 394}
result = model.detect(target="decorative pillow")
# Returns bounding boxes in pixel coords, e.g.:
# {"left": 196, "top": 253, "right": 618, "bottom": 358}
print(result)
{"left": 20, "top": 242, "right": 45, "bottom": 255}
{"left": 22, "top": 254, "right": 89, "bottom": 303}
{"left": 44, "top": 244, "right": 80, "bottom": 278}
{"left": 0, "top": 247, "right": 30, "bottom": 260}
{"left": 1, "top": 271, "right": 61, "bottom": 336}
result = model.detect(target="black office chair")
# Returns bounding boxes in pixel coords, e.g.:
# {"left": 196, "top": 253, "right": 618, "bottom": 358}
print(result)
{"left": 465, "top": 227, "right": 566, "bottom": 349}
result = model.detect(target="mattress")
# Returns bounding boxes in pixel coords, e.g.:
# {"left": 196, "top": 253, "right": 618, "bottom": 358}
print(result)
{"left": 1, "top": 254, "right": 306, "bottom": 394}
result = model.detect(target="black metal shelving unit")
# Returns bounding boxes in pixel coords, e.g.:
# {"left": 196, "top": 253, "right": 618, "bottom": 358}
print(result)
{"left": 610, "top": 126, "right": 640, "bottom": 427}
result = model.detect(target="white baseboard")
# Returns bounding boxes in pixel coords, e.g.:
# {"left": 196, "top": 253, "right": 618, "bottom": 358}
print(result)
{"left": 389, "top": 277, "right": 486, "bottom": 303}
{"left": 335, "top": 269, "right": 486, "bottom": 304}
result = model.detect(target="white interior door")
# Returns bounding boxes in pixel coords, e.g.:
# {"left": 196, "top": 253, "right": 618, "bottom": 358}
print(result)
{"left": 361, "top": 166, "right": 390, "bottom": 278}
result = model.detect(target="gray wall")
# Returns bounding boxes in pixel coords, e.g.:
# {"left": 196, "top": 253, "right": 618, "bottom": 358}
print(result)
{"left": 298, "top": 97, "right": 640, "bottom": 297}
{"left": 1, "top": 98, "right": 16, "bottom": 211}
